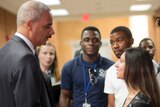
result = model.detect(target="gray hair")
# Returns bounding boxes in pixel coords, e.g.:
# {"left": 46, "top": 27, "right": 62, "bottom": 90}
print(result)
{"left": 17, "top": 0, "right": 51, "bottom": 25}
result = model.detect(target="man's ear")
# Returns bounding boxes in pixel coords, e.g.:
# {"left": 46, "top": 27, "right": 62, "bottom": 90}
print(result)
{"left": 130, "top": 38, "right": 134, "bottom": 45}
{"left": 80, "top": 41, "right": 82, "bottom": 47}
{"left": 100, "top": 41, "right": 102, "bottom": 47}
{"left": 26, "top": 20, "right": 33, "bottom": 31}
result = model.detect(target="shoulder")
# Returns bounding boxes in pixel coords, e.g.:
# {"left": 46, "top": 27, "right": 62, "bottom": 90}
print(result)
{"left": 100, "top": 56, "right": 114, "bottom": 67}
{"left": 62, "top": 57, "right": 80, "bottom": 74}
{"left": 152, "top": 60, "right": 158, "bottom": 67}
{"left": 129, "top": 92, "right": 152, "bottom": 107}
{"left": 103, "top": 57, "right": 114, "bottom": 63}
{"left": 137, "top": 92, "right": 151, "bottom": 103}
{"left": 0, "top": 40, "right": 36, "bottom": 67}
{"left": 106, "top": 64, "right": 116, "bottom": 73}
{"left": 63, "top": 57, "right": 79, "bottom": 68}
{"left": 105, "top": 64, "right": 118, "bottom": 79}
{"left": 14, "top": 54, "right": 38, "bottom": 73}
{"left": 13, "top": 52, "right": 37, "bottom": 69}
{"left": 1, "top": 37, "right": 33, "bottom": 57}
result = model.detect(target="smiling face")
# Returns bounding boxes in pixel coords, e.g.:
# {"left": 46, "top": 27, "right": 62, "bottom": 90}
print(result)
{"left": 38, "top": 45, "right": 55, "bottom": 70}
{"left": 115, "top": 52, "right": 126, "bottom": 79}
{"left": 80, "top": 30, "right": 101, "bottom": 57}
{"left": 110, "top": 31, "right": 133, "bottom": 58}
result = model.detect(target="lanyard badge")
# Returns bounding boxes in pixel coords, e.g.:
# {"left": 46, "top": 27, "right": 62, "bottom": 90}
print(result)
{"left": 83, "top": 103, "right": 91, "bottom": 107}
{"left": 82, "top": 62, "right": 97, "bottom": 107}
{"left": 83, "top": 93, "right": 91, "bottom": 107}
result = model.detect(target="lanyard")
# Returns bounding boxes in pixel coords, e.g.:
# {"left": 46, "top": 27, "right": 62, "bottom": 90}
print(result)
{"left": 82, "top": 62, "right": 96, "bottom": 103}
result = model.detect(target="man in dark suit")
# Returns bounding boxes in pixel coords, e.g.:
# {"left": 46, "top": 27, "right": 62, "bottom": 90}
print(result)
{"left": 0, "top": 1, "right": 55, "bottom": 107}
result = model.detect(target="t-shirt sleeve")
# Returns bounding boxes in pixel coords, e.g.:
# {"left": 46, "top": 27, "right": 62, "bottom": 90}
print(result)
{"left": 61, "top": 62, "right": 72, "bottom": 90}
{"left": 104, "top": 66, "right": 114, "bottom": 94}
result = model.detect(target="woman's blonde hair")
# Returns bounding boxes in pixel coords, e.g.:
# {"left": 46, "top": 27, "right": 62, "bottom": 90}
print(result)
{"left": 36, "top": 42, "right": 60, "bottom": 82}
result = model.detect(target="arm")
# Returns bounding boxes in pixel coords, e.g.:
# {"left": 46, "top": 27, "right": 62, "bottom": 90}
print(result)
{"left": 59, "top": 61, "right": 73, "bottom": 107}
{"left": 104, "top": 67, "right": 115, "bottom": 107}
{"left": 13, "top": 55, "right": 43, "bottom": 107}
{"left": 108, "top": 94, "right": 115, "bottom": 107}
{"left": 59, "top": 89, "right": 71, "bottom": 107}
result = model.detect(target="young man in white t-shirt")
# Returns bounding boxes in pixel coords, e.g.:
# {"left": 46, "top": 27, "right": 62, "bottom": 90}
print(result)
{"left": 139, "top": 38, "right": 159, "bottom": 74}
{"left": 104, "top": 26, "right": 134, "bottom": 107}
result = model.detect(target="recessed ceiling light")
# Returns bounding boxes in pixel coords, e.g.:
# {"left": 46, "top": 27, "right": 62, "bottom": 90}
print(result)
{"left": 137, "top": 0, "right": 149, "bottom": 1}
{"left": 51, "top": 9, "right": 69, "bottom": 16}
{"left": 36, "top": 0, "right": 60, "bottom": 5}
{"left": 130, "top": 4, "right": 152, "bottom": 11}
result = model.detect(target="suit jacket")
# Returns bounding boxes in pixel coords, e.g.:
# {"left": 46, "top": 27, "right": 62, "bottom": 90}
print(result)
{"left": 0, "top": 36, "right": 54, "bottom": 107}
{"left": 42, "top": 72, "right": 55, "bottom": 105}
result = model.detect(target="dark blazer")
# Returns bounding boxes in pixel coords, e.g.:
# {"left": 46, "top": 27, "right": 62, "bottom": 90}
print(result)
{"left": 42, "top": 72, "right": 55, "bottom": 105}
{"left": 0, "top": 36, "right": 54, "bottom": 107}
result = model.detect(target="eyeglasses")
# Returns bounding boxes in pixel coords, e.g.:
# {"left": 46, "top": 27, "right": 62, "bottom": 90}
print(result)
{"left": 88, "top": 68, "right": 98, "bottom": 85}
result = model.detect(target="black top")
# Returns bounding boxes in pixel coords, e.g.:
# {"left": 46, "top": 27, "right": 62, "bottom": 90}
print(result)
{"left": 127, "top": 91, "right": 152, "bottom": 107}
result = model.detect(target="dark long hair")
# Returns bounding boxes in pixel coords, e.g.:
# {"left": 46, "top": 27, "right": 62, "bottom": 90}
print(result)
{"left": 124, "top": 47, "right": 160, "bottom": 107}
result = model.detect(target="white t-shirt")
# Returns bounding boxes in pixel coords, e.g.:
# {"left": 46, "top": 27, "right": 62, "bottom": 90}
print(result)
{"left": 152, "top": 59, "right": 158, "bottom": 74}
{"left": 104, "top": 63, "right": 128, "bottom": 107}
{"left": 152, "top": 60, "right": 160, "bottom": 89}
{"left": 157, "top": 71, "right": 160, "bottom": 89}
{"left": 152, "top": 60, "right": 160, "bottom": 88}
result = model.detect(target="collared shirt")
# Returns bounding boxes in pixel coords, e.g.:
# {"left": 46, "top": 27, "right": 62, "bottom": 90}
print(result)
{"left": 15, "top": 32, "right": 35, "bottom": 54}
{"left": 61, "top": 54, "right": 114, "bottom": 107}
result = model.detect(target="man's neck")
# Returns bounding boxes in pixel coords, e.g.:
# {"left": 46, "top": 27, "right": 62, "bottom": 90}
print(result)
{"left": 82, "top": 53, "right": 99, "bottom": 63}
{"left": 17, "top": 27, "right": 36, "bottom": 48}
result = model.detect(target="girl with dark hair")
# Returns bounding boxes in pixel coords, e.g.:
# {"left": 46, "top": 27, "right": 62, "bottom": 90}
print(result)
{"left": 115, "top": 47, "right": 160, "bottom": 107}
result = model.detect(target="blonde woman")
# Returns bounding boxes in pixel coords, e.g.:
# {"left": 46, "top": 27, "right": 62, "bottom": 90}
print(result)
{"left": 37, "top": 42, "right": 60, "bottom": 85}
{"left": 37, "top": 42, "right": 61, "bottom": 106}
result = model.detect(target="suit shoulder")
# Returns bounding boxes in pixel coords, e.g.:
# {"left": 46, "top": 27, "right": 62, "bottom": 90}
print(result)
{"left": 0, "top": 40, "right": 35, "bottom": 67}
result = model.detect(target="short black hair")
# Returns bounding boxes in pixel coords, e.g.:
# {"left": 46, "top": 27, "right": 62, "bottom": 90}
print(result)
{"left": 81, "top": 26, "right": 101, "bottom": 39}
{"left": 139, "top": 38, "right": 155, "bottom": 47}
{"left": 110, "top": 26, "right": 132, "bottom": 38}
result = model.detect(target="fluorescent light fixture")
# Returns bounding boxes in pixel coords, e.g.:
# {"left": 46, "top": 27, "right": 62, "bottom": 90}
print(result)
{"left": 137, "top": 0, "right": 150, "bottom": 1}
{"left": 51, "top": 9, "right": 69, "bottom": 16}
{"left": 130, "top": 4, "right": 152, "bottom": 11}
{"left": 36, "top": 0, "right": 60, "bottom": 5}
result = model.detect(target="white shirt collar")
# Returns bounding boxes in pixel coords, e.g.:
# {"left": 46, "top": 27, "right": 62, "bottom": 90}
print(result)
{"left": 15, "top": 32, "right": 35, "bottom": 54}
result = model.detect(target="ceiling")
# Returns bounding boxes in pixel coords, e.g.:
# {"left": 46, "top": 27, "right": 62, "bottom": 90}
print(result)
{"left": 0, "top": 0, "right": 160, "bottom": 20}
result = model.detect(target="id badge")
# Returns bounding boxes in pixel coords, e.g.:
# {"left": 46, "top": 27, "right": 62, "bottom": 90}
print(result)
{"left": 82, "top": 102, "right": 91, "bottom": 107}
